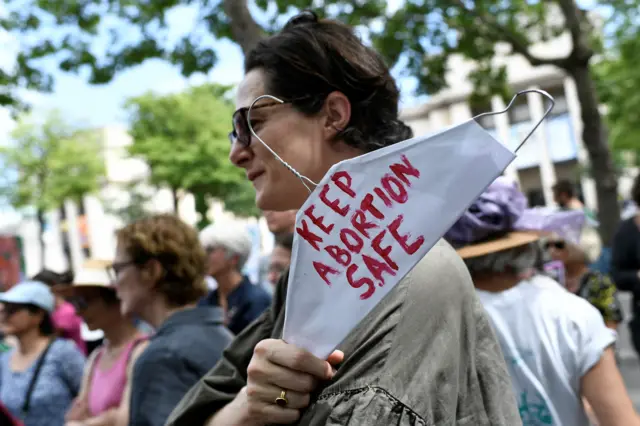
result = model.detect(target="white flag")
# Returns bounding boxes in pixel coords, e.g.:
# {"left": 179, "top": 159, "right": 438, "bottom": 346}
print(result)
{"left": 283, "top": 119, "right": 516, "bottom": 359}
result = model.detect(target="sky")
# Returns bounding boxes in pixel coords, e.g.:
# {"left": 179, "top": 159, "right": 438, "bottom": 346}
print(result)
{"left": 0, "top": 1, "right": 414, "bottom": 143}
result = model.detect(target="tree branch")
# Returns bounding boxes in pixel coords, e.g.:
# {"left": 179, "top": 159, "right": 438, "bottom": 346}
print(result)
{"left": 451, "top": 0, "right": 569, "bottom": 68}
{"left": 555, "top": 0, "right": 594, "bottom": 64}
{"left": 222, "top": 0, "right": 265, "bottom": 55}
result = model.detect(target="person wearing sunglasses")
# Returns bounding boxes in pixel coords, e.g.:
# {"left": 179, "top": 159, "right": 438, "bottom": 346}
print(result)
{"left": 31, "top": 269, "right": 86, "bottom": 355}
{"left": 110, "top": 214, "right": 233, "bottom": 426}
{"left": 0, "top": 281, "right": 85, "bottom": 426}
{"left": 167, "top": 10, "right": 519, "bottom": 426}
{"left": 54, "top": 262, "right": 147, "bottom": 426}
{"left": 546, "top": 236, "right": 623, "bottom": 330}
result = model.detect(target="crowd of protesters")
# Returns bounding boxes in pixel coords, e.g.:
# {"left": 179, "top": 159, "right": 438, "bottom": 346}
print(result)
{"left": 1, "top": 9, "right": 640, "bottom": 426}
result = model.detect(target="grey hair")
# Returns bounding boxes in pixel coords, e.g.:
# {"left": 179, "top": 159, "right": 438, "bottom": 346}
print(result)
{"left": 464, "top": 243, "right": 539, "bottom": 276}
{"left": 199, "top": 223, "right": 253, "bottom": 272}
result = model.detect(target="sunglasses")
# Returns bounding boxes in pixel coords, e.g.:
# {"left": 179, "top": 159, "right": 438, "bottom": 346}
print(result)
{"left": 69, "top": 296, "right": 90, "bottom": 312}
{"left": 544, "top": 240, "right": 566, "bottom": 250}
{"left": 229, "top": 99, "right": 288, "bottom": 147}
{"left": 0, "top": 303, "right": 28, "bottom": 317}
{"left": 230, "top": 95, "right": 318, "bottom": 147}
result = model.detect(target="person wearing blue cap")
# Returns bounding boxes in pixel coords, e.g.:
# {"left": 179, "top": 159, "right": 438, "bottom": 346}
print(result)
{"left": 0, "top": 280, "right": 85, "bottom": 426}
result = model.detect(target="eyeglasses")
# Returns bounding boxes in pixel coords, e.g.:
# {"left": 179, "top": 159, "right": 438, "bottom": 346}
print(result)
{"left": 69, "top": 296, "right": 89, "bottom": 312}
{"left": 229, "top": 99, "right": 290, "bottom": 147}
{"left": 0, "top": 303, "right": 28, "bottom": 317}
{"left": 544, "top": 240, "right": 566, "bottom": 250}
{"left": 106, "top": 261, "right": 136, "bottom": 283}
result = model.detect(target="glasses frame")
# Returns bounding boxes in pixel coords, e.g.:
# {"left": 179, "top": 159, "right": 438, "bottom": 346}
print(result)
{"left": 106, "top": 261, "right": 136, "bottom": 283}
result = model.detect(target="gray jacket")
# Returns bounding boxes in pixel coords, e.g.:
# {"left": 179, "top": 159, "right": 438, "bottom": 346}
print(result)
{"left": 167, "top": 239, "right": 521, "bottom": 425}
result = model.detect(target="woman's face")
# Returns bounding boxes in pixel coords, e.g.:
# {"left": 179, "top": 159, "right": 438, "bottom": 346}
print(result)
{"left": 112, "top": 243, "right": 148, "bottom": 317}
{"left": 0, "top": 303, "right": 41, "bottom": 336}
{"left": 69, "top": 288, "right": 120, "bottom": 331}
{"left": 229, "top": 69, "right": 357, "bottom": 211}
{"left": 546, "top": 239, "right": 568, "bottom": 264}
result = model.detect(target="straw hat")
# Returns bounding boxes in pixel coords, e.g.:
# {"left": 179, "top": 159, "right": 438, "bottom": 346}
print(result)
{"left": 445, "top": 177, "right": 586, "bottom": 260}
{"left": 455, "top": 231, "right": 541, "bottom": 259}
{"left": 52, "top": 259, "right": 113, "bottom": 298}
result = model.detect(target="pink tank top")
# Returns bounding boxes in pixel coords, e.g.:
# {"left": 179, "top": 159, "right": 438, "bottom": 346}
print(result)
{"left": 88, "top": 336, "right": 146, "bottom": 416}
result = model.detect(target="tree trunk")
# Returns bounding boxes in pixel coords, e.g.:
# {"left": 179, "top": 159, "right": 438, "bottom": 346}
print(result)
{"left": 223, "top": 0, "right": 265, "bottom": 55}
{"left": 36, "top": 208, "right": 46, "bottom": 268}
{"left": 568, "top": 65, "right": 620, "bottom": 245}
{"left": 59, "top": 205, "right": 74, "bottom": 273}
{"left": 172, "top": 187, "right": 180, "bottom": 213}
{"left": 194, "top": 191, "right": 211, "bottom": 230}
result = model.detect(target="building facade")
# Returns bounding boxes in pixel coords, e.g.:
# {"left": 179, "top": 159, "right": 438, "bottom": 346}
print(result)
{"left": 399, "top": 33, "right": 602, "bottom": 210}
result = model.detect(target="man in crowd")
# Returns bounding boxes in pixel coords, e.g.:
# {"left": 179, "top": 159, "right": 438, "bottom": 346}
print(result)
{"left": 553, "top": 180, "right": 584, "bottom": 210}
{"left": 263, "top": 209, "right": 296, "bottom": 235}
{"left": 199, "top": 223, "right": 271, "bottom": 335}
{"left": 268, "top": 233, "right": 293, "bottom": 288}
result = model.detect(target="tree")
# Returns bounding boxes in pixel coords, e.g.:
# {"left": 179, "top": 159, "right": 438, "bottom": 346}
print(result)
{"left": 0, "top": 112, "right": 106, "bottom": 267}
{"left": 103, "top": 180, "right": 155, "bottom": 225}
{"left": 594, "top": 28, "right": 640, "bottom": 167}
{"left": 126, "top": 83, "right": 258, "bottom": 223}
{"left": 2, "top": 0, "right": 638, "bottom": 243}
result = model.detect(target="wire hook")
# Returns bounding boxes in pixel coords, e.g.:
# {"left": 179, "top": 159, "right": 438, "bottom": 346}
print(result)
{"left": 474, "top": 89, "right": 555, "bottom": 153}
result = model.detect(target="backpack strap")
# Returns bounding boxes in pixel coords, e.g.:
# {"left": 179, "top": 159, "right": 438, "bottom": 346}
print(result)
{"left": 21, "top": 338, "right": 55, "bottom": 416}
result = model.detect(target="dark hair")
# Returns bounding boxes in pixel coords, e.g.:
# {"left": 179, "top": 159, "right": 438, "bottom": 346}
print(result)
{"left": 32, "top": 269, "right": 74, "bottom": 288}
{"left": 245, "top": 10, "right": 413, "bottom": 153}
{"left": 24, "top": 304, "right": 56, "bottom": 336}
{"left": 552, "top": 180, "right": 575, "bottom": 198}
{"left": 116, "top": 214, "right": 208, "bottom": 307}
{"left": 97, "top": 287, "right": 120, "bottom": 306}
{"left": 632, "top": 173, "right": 640, "bottom": 206}
{"left": 275, "top": 232, "right": 294, "bottom": 251}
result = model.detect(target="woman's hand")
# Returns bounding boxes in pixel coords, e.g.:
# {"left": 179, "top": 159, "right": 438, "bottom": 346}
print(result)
{"left": 65, "top": 397, "right": 90, "bottom": 422}
{"left": 239, "top": 339, "right": 344, "bottom": 426}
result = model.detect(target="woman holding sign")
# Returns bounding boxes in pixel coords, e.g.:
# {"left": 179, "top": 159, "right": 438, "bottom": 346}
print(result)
{"left": 167, "top": 11, "right": 520, "bottom": 426}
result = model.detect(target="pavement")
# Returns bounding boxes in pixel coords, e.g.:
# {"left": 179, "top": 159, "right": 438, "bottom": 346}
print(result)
{"left": 615, "top": 292, "right": 640, "bottom": 410}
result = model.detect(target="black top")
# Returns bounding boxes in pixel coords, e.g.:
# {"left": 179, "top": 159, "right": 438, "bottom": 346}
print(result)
{"left": 128, "top": 306, "right": 233, "bottom": 426}
{"left": 611, "top": 218, "right": 640, "bottom": 304}
{"left": 199, "top": 275, "right": 271, "bottom": 335}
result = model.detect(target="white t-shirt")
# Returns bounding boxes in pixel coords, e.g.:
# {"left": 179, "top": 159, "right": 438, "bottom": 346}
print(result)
{"left": 476, "top": 274, "right": 616, "bottom": 426}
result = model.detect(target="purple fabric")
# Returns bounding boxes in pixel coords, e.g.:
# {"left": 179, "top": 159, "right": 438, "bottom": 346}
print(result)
{"left": 515, "top": 208, "right": 585, "bottom": 244}
{"left": 444, "top": 177, "right": 527, "bottom": 246}
{"left": 445, "top": 176, "right": 586, "bottom": 246}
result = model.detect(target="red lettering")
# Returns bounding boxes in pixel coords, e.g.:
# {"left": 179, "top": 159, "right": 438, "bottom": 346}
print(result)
{"left": 325, "top": 245, "right": 352, "bottom": 267}
{"left": 390, "top": 155, "right": 421, "bottom": 186}
{"left": 340, "top": 228, "right": 364, "bottom": 254}
{"left": 319, "top": 184, "right": 349, "bottom": 217}
{"left": 360, "top": 193, "right": 385, "bottom": 220}
{"left": 346, "top": 264, "right": 375, "bottom": 300}
{"left": 388, "top": 214, "right": 425, "bottom": 255}
{"left": 374, "top": 187, "right": 392, "bottom": 207}
{"left": 381, "top": 175, "right": 408, "bottom": 204}
{"left": 332, "top": 171, "right": 356, "bottom": 198}
{"left": 313, "top": 261, "right": 339, "bottom": 286}
{"left": 304, "top": 204, "right": 334, "bottom": 235}
{"left": 362, "top": 254, "right": 396, "bottom": 285}
{"left": 372, "top": 229, "right": 398, "bottom": 270}
{"left": 296, "top": 218, "right": 323, "bottom": 251}
{"left": 351, "top": 210, "right": 378, "bottom": 239}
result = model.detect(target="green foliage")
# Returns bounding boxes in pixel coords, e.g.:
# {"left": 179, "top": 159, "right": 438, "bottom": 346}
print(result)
{"left": 594, "top": 29, "right": 640, "bottom": 166}
{"left": 0, "top": 111, "right": 106, "bottom": 214}
{"left": 126, "top": 83, "right": 259, "bottom": 219}
{"left": 0, "top": 0, "right": 633, "bottom": 105}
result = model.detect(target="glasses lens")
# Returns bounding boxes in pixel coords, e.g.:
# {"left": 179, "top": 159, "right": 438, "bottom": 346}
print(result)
{"left": 71, "top": 297, "right": 88, "bottom": 311}
{"left": 232, "top": 109, "right": 250, "bottom": 146}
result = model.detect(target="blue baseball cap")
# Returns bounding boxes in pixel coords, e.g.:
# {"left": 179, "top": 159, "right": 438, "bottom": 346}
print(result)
{"left": 0, "top": 281, "right": 55, "bottom": 313}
